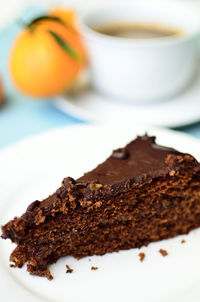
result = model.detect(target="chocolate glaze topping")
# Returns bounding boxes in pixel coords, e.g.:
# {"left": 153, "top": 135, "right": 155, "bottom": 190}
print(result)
{"left": 112, "top": 148, "right": 130, "bottom": 160}
{"left": 77, "top": 135, "right": 182, "bottom": 185}
{"left": 21, "top": 135, "right": 198, "bottom": 222}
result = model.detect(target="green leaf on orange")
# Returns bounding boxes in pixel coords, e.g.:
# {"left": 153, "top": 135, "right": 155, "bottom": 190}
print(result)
{"left": 48, "top": 30, "right": 84, "bottom": 62}
{"left": 27, "top": 15, "right": 66, "bottom": 27}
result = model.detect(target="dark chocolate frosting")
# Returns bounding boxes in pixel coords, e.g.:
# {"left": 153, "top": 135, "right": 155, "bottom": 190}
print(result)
{"left": 77, "top": 135, "right": 185, "bottom": 185}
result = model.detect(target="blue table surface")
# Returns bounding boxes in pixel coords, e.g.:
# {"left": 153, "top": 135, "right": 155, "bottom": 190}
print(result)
{"left": 1, "top": 6, "right": 200, "bottom": 149}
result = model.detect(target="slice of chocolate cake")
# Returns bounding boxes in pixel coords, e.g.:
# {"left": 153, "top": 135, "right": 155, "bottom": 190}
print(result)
{"left": 2, "top": 135, "right": 200, "bottom": 280}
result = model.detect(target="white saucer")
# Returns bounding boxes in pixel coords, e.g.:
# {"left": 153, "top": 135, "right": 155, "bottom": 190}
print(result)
{"left": 53, "top": 67, "right": 200, "bottom": 127}
{"left": 1, "top": 124, "right": 200, "bottom": 302}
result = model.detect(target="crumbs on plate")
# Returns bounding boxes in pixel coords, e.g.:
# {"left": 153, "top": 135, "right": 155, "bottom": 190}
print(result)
{"left": 66, "top": 264, "right": 73, "bottom": 273}
{"left": 138, "top": 252, "right": 145, "bottom": 262}
{"left": 91, "top": 266, "right": 98, "bottom": 271}
{"left": 159, "top": 249, "right": 168, "bottom": 257}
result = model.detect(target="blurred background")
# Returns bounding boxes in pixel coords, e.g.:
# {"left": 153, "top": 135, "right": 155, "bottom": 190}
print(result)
{"left": 1, "top": 0, "right": 200, "bottom": 148}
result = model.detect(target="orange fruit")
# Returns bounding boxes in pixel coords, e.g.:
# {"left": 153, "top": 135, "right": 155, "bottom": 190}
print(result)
{"left": 10, "top": 11, "right": 86, "bottom": 97}
{"left": 50, "top": 7, "right": 78, "bottom": 29}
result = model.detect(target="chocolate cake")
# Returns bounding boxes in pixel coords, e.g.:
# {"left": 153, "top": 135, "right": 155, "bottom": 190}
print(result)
{"left": 2, "top": 135, "right": 200, "bottom": 280}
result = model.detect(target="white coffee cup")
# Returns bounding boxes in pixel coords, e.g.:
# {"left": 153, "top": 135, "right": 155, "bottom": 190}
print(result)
{"left": 80, "top": 0, "right": 200, "bottom": 102}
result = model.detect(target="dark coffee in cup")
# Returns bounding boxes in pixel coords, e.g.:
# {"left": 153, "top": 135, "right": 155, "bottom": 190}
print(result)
{"left": 95, "top": 22, "right": 183, "bottom": 39}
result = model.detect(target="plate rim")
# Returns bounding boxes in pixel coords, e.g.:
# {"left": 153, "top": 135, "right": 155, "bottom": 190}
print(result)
{"left": 52, "top": 80, "right": 200, "bottom": 127}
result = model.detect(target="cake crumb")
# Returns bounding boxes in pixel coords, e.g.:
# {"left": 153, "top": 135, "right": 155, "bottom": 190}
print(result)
{"left": 169, "top": 170, "right": 175, "bottom": 176}
{"left": 159, "top": 249, "right": 168, "bottom": 257}
{"left": 181, "top": 239, "right": 186, "bottom": 244}
{"left": 91, "top": 266, "right": 98, "bottom": 270}
{"left": 88, "top": 258, "right": 91, "bottom": 262}
{"left": 138, "top": 252, "right": 145, "bottom": 262}
{"left": 66, "top": 264, "right": 73, "bottom": 273}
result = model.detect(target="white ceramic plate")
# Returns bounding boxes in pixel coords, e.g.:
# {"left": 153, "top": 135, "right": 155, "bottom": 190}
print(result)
{"left": 1, "top": 124, "right": 200, "bottom": 302}
{"left": 53, "top": 66, "right": 200, "bottom": 127}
